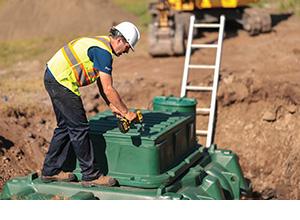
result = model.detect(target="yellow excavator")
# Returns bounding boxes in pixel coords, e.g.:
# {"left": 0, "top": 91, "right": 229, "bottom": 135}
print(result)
{"left": 148, "top": 0, "right": 271, "bottom": 56}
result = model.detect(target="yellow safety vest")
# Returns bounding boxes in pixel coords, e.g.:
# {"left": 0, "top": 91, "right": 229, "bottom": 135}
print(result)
{"left": 47, "top": 36, "right": 113, "bottom": 96}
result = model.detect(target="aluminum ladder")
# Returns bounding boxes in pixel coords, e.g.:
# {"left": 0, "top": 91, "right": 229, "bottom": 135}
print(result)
{"left": 180, "top": 15, "right": 225, "bottom": 148}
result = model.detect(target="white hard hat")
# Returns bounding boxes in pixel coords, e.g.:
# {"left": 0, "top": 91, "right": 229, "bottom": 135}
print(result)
{"left": 114, "top": 22, "right": 140, "bottom": 52}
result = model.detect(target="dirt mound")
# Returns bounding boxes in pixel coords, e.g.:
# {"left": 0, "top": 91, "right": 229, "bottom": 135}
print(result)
{"left": 0, "top": 0, "right": 137, "bottom": 40}
{"left": 215, "top": 73, "right": 300, "bottom": 200}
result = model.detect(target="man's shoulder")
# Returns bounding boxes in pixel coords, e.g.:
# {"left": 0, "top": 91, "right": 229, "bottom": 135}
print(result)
{"left": 88, "top": 47, "right": 113, "bottom": 75}
{"left": 88, "top": 46, "right": 111, "bottom": 56}
{"left": 88, "top": 47, "right": 112, "bottom": 62}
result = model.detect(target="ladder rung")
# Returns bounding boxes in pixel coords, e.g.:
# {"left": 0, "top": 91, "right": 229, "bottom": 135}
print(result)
{"left": 196, "top": 130, "right": 208, "bottom": 135}
{"left": 188, "top": 64, "right": 215, "bottom": 69}
{"left": 186, "top": 85, "right": 213, "bottom": 91}
{"left": 197, "top": 108, "right": 211, "bottom": 112}
{"left": 194, "top": 24, "right": 221, "bottom": 28}
{"left": 191, "top": 44, "right": 218, "bottom": 48}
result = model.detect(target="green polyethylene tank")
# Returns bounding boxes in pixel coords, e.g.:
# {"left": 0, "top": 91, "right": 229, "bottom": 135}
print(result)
{"left": 152, "top": 94, "right": 198, "bottom": 114}
{"left": 1, "top": 108, "right": 253, "bottom": 200}
{"left": 62, "top": 109, "right": 197, "bottom": 188}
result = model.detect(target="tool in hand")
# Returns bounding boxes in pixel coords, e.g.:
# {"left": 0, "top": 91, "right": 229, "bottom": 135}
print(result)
{"left": 117, "top": 117, "right": 130, "bottom": 134}
{"left": 134, "top": 109, "right": 144, "bottom": 132}
{"left": 117, "top": 109, "right": 144, "bottom": 133}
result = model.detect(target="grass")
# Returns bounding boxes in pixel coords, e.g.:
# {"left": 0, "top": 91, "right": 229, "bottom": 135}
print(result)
{"left": 0, "top": 0, "right": 151, "bottom": 68}
{"left": 0, "top": 0, "right": 6, "bottom": 7}
{"left": 0, "top": 35, "right": 75, "bottom": 107}
{"left": 0, "top": 71, "right": 43, "bottom": 94}
{"left": 277, "top": 0, "right": 300, "bottom": 14}
{"left": 0, "top": 67, "right": 45, "bottom": 114}
{"left": 252, "top": 0, "right": 300, "bottom": 14}
{"left": 0, "top": 35, "right": 78, "bottom": 112}
{"left": 0, "top": 1, "right": 151, "bottom": 67}
{"left": 112, "top": 0, "right": 151, "bottom": 31}
{"left": 0, "top": 34, "right": 79, "bottom": 67}
{"left": 0, "top": 1, "right": 151, "bottom": 111}
{"left": 0, "top": 38, "right": 47, "bottom": 67}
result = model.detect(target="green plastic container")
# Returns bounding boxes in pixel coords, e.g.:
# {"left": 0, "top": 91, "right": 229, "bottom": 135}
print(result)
{"left": 63, "top": 109, "right": 197, "bottom": 188}
{"left": 152, "top": 94, "right": 198, "bottom": 114}
{"left": 0, "top": 108, "right": 252, "bottom": 200}
{"left": 0, "top": 144, "right": 252, "bottom": 200}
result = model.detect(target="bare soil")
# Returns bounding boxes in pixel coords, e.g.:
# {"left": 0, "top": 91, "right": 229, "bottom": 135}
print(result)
{"left": 1, "top": 0, "right": 300, "bottom": 199}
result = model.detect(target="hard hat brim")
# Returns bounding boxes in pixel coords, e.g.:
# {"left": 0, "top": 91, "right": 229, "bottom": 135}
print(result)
{"left": 129, "top": 44, "right": 135, "bottom": 52}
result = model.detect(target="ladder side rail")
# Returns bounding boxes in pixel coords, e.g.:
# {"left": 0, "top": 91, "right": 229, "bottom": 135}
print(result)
{"left": 206, "top": 15, "right": 226, "bottom": 148}
{"left": 180, "top": 15, "right": 196, "bottom": 98}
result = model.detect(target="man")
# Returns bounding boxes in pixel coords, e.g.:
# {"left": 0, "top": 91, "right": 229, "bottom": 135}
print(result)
{"left": 40, "top": 22, "right": 140, "bottom": 188}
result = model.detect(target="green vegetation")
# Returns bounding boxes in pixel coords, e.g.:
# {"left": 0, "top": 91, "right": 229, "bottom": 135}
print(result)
{"left": 0, "top": 0, "right": 151, "bottom": 67}
{"left": 0, "top": 35, "right": 78, "bottom": 67}
{"left": 0, "top": 0, "right": 151, "bottom": 68}
{"left": 0, "top": 35, "right": 76, "bottom": 106}
{"left": 0, "top": 71, "right": 43, "bottom": 94}
{"left": 0, "top": 0, "right": 152, "bottom": 109}
{"left": 0, "top": 38, "right": 48, "bottom": 66}
{"left": 253, "top": 0, "right": 300, "bottom": 14}
{"left": 277, "top": 0, "right": 300, "bottom": 14}
{"left": 112, "top": 0, "right": 151, "bottom": 31}
{"left": 0, "top": 0, "right": 7, "bottom": 7}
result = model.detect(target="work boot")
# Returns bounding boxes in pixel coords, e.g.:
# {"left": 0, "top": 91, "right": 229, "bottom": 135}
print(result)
{"left": 81, "top": 174, "right": 117, "bottom": 188}
{"left": 41, "top": 171, "right": 77, "bottom": 183}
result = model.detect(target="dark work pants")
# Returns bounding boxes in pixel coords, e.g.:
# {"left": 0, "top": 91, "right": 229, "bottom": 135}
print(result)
{"left": 42, "top": 69, "right": 101, "bottom": 181}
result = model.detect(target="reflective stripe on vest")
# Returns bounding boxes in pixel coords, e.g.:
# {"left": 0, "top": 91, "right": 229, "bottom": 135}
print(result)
{"left": 62, "top": 36, "right": 111, "bottom": 86}
{"left": 47, "top": 36, "right": 113, "bottom": 96}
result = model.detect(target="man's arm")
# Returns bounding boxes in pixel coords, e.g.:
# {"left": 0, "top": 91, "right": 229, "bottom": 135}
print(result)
{"left": 97, "top": 72, "right": 137, "bottom": 123}
{"left": 97, "top": 76, "right": 122, "bottom": 119}
{"left": 97, "top": 76, "right": 110, "bottom": 106}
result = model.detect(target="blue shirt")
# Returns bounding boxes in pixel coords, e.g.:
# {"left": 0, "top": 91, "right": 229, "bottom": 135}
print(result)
{"left": 88, "top": 46, "right": 113, "bottom": 75}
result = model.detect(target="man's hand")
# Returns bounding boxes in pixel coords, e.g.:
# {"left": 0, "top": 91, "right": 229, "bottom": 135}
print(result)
{"left": 109, "top": 103, "right": 137, "bottom": 123}
{"left": 109, "top": 103, "right": 122, "bottom": 119}
{"left": 124, "top": 111, "right": 138, "bottom": 124}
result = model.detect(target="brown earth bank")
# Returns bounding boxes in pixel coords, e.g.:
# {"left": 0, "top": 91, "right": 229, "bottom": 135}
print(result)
{"left": 0, "top": 0, "right": 300, "bottom": 199}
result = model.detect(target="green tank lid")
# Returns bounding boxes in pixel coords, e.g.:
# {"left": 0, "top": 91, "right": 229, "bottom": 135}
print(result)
{"left": 152, "top": 94, "right": 197, "bottom": 113}
{"left": 152, "top": 94, "right": 197, "bottom": 106}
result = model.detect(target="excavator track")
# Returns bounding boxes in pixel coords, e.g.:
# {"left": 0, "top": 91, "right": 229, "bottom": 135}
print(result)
{"left": 243, "top": 7, "right": 272, "bottom": 36}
